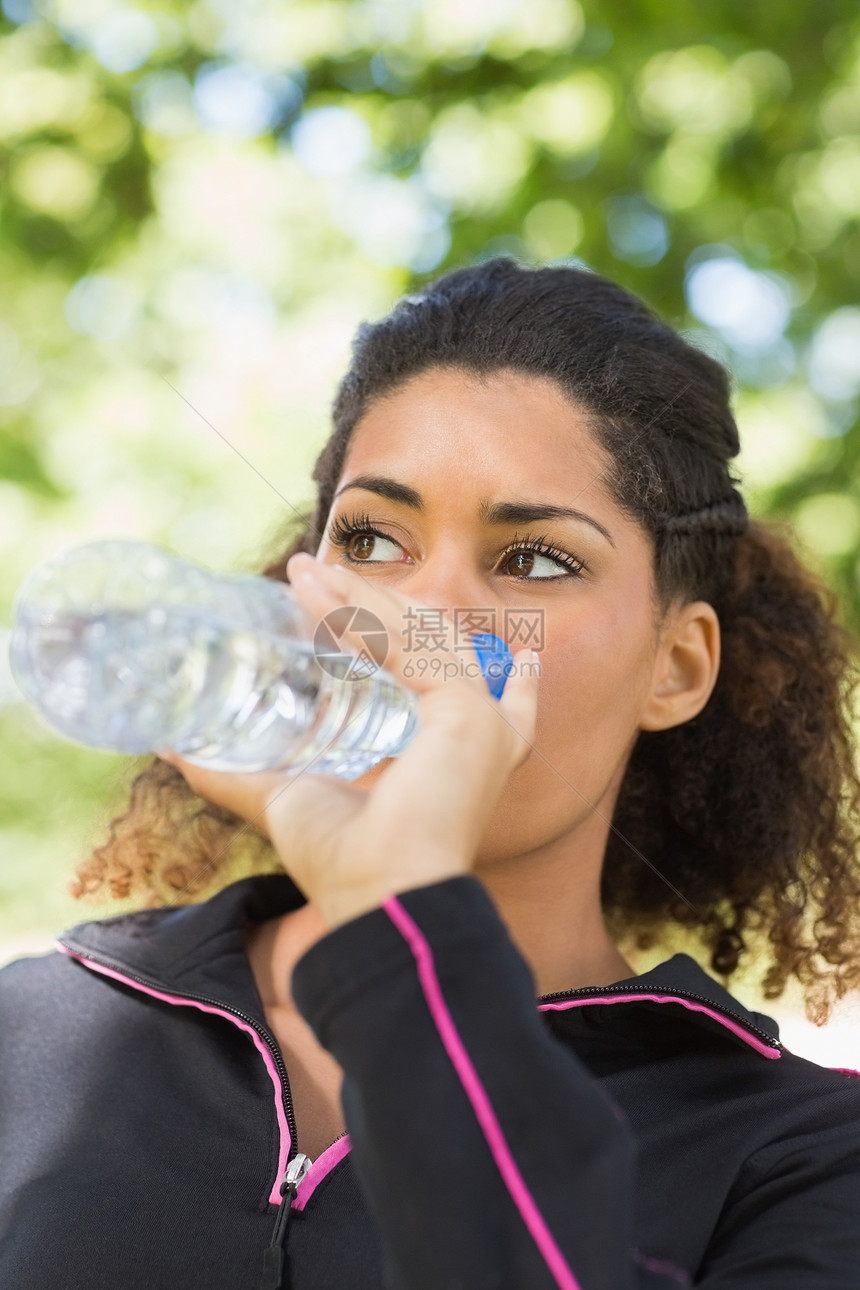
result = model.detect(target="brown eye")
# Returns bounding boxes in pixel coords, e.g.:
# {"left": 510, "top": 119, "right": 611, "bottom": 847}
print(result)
{"left": 347, "top": 533, "right": 375, "bottom": 561}
{"left": 328, "top": 514, "right": 404, "bottom": 564}
{"left": 506, "top": 551, "right": 537, "bottom": 577}
{"left": 500, "top": 545, "right": 585, "bottom": 580}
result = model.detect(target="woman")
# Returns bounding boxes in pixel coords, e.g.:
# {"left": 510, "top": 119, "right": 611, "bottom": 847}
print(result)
{"left": 2, "top": 257, "right": 860, "bottom": 1289}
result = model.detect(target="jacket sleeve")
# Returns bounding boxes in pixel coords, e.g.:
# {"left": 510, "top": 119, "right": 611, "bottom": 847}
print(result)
{"left": 290, "top": 875, "right": 691, "bottom": 1290}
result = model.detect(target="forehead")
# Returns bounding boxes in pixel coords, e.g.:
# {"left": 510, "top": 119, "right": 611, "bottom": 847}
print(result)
{"left": 342, "top": 366, "right": 611, "bottom": 503}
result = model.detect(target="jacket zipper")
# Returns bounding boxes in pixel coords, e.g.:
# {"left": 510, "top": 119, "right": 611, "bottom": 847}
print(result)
{"left": 260, "top": 1151, "right": 312, "bottom": 1290}
{"left": 58, "top": 942, "right": 359, "bottom": 1286}
{"left": 55, "top": 940, "right": 301, "bottom": 1151}
{"left": 537, "top": 981, "right": 782, "bottom": 1051}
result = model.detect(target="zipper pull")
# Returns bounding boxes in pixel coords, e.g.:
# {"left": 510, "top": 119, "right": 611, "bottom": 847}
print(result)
{"left": 259, "top": 1153, "right": 312, "bottom": 1290}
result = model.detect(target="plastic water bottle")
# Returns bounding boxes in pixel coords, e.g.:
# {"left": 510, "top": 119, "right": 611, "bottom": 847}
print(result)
{"left": 7, "top": 539, "right": 514, "bottom": 780}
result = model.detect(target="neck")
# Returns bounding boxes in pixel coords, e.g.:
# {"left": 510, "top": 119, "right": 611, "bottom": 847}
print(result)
{"left": 473, "top": 850, "right": 635, "bottom": 997}
{"left": 247, "top": 829, "right": 635, "bottom": 1011}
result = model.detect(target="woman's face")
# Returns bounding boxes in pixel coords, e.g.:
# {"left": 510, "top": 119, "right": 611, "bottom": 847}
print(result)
{"left": 314, "top": 365, "right": 672, "bottom": 867}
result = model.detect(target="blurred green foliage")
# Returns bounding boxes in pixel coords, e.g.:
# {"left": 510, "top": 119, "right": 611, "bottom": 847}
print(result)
{"left": 1, "top": 0, "right": 860, "bottom": 954}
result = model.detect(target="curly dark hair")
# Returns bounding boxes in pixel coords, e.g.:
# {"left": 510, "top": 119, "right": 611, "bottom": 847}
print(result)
{"left": 70, "top": 257, "right": 860, "bottom": 1025}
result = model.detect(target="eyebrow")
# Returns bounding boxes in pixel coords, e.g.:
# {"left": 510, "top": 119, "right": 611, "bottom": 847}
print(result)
{"left": 333, "top": 474, "right": 615, "bottom": 547}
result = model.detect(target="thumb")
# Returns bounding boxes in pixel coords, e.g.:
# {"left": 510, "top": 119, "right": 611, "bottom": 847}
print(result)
{"left": 494, "top": 648, "right": 541, "bottom": 769}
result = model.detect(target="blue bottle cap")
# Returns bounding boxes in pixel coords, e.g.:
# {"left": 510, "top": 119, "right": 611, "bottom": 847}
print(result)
{"left": 470, "top": 632, "right": 514, "bottom": 699}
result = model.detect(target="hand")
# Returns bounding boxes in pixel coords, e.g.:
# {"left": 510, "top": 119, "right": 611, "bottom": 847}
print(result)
{"left": 159, "top": 553, "right": 540, "bottom": 930}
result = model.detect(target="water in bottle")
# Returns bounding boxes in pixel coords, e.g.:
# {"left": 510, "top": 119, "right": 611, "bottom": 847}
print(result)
{"left": 8, "top": 539, "right": 513, "bottom": 780}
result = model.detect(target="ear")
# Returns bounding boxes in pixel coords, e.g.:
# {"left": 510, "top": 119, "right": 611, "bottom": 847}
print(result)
{"left": 638, "top": 600, "right": 721, "bottom": 733}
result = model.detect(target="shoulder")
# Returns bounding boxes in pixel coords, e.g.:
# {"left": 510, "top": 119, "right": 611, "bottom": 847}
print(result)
{"left": 0, "top": 946, "right": 83, "bottom": 1002}
{"left": 0, "top": 947, "right": 70, "bottom": 997}
{"left": 738, "top": 1045, "right": 860, "bottom": 1173}
{"left": 761, "top": 1041, "right": 860, "bottom": 1099}
{"left": 0, "top": 945, "right": 132, "bottom": 1033}
{"left": 0, "top": 951, "right": 87, "bottom": 1066}
{"left": 695, "top": 1046, "right": 860, "bottom": 1283}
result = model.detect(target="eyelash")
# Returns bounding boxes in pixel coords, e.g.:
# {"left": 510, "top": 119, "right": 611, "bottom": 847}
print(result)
{"left": 326, "top": 510, "right": 588, "bottom": 580}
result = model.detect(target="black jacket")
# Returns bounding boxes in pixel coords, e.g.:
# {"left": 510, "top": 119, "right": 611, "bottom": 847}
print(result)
{"left": 1, "top": 870, "right": 859, "bottom": 1289}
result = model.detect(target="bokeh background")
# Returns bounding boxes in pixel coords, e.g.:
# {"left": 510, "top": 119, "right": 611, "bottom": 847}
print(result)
{"left": 1, "top": 0, "right": 859, "bottom": 1063}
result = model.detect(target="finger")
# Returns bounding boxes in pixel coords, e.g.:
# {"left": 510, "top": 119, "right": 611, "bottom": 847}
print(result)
{"left": 156, "top": 748, "right": 369, "bottom": 880}
{"left": 494, "top": 647, "right": 541, "bottom": 770}
{"left": 155, "top": 751, "right": 282, "bottom": 837}
{"left": 288, "top": 556, "right": 506, "bottom": 700}
{"left": 285, "top": 561, "right": 380, "bottom": 664}
{"left": 261, "top": 773, "right": 366, "bottom": 872}
{"left": 358, "top": 650, "right": 540, "bottom": 849}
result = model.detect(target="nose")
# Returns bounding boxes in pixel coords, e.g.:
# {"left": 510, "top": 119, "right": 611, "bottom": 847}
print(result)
{"left": 397, "top": 548, "right": 500, "bottom": 642}
{"left": 397, "top": 542, "right": 480, "bottom": 610}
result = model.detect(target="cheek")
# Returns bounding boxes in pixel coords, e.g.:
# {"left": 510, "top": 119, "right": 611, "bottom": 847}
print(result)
{"left": 483, "top": 601, "right": 651, "bottom": 829}
{"left": 544, "top": 592, "right": 647, "bottom": 737}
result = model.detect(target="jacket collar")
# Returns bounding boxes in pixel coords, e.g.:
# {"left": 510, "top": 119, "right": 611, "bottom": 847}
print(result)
{"left": 55, "top": 872, "right": 306, "bottom": 1028}
{"left": 55, "top": 872, "right": 781, "bottom": 1054}
{"left": 538, "top": 951, "right": 782, "bottom": 1057}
